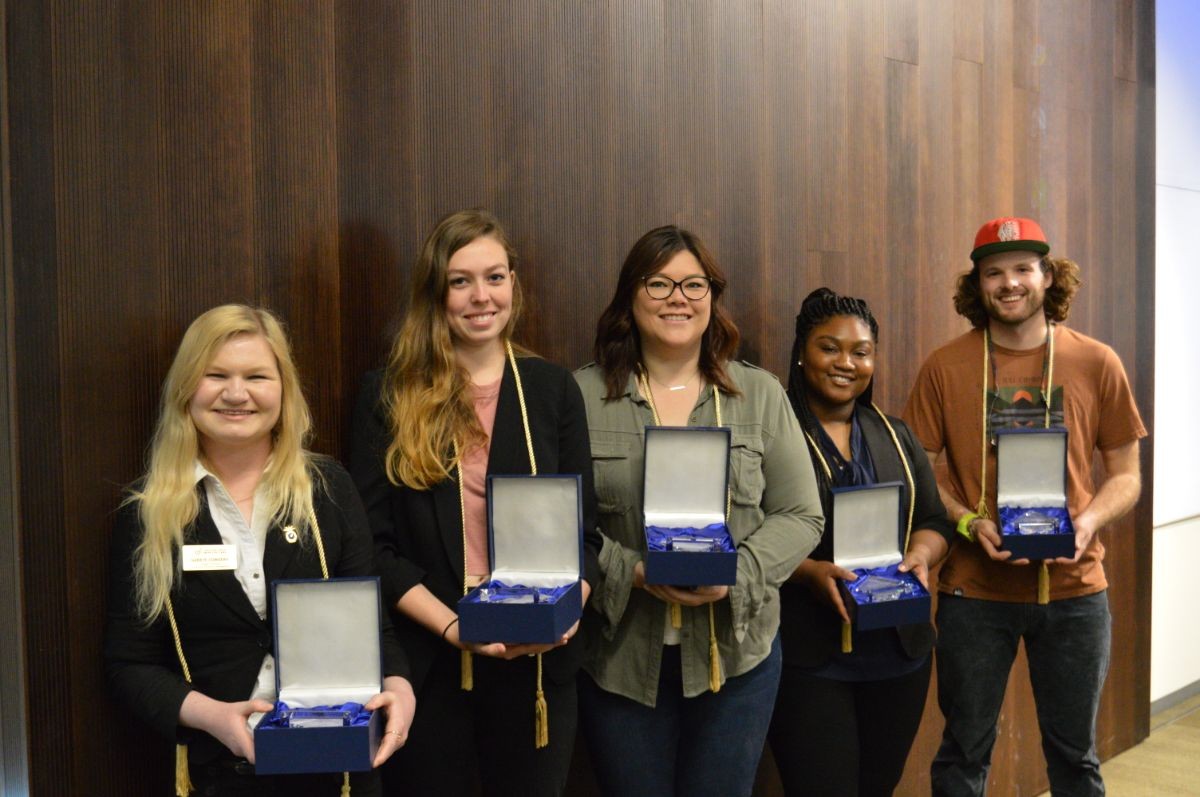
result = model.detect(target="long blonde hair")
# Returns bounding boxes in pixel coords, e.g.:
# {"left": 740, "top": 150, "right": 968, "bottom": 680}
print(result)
{"left": 383, "top": 209, "right": 524, "bottom": 489}
{"left": 129, "top": 305, "right": 318, "bottom": 622}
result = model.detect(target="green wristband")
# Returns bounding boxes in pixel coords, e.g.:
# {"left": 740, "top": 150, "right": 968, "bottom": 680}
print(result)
{"left": 956, "top": 512, "right": 979, "bottom": 542}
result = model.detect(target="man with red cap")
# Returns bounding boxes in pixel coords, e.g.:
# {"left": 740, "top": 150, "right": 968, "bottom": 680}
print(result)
{"left": 903, "top": 217, "right": 1146, "bottom": 795}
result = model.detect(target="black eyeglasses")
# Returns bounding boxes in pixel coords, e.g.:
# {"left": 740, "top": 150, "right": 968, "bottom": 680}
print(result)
{"left": 641, "top": 274, "right": 712, "bottom": 301}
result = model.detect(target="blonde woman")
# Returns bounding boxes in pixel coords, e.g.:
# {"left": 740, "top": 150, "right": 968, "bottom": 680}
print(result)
{"left": 349, "top": 209, "right": 600, "bottom": 796}
{"left": 105, "top": 305, "right": 415, "bottom": 796}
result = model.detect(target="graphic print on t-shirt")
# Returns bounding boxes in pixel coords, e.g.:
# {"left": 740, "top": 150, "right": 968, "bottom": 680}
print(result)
{"left": 986, "top": 384, "right": 1064, "bottom": 433}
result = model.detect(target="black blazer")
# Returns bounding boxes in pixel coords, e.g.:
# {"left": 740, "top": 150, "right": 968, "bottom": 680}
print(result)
{"left": 104, "top": 459, "right": 408, "bottom": 766}
{"left": 778, "top": 409, "right": 955, "bottom": 669}
{"left": 349, "top": 356, "right": 601, "bottom": 692}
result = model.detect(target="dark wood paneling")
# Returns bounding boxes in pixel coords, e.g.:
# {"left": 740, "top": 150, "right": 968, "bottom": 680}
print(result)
{"left": 7, "top": 0, "right": 72, "bottom": 792}
{"left": 0, "top": 0, "right": 30, "bottom": 789}
{"left": 3, "top": 2, "right": 1155, "bottom": 795}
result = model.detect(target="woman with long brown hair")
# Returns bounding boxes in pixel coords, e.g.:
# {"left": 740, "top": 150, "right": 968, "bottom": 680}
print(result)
{"left": 350, "top": 208, "right": 600, "bottom": 796}
{"left": 574, "top": 225, "right": 823, "bottom": 797}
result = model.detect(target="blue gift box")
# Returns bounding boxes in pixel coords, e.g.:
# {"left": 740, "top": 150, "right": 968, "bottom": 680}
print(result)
{"left": 255, "top": 578, "right": 383, "bottom": 775}
{"left": 642, "top": 426, "right": 737, "bottom": 586}
{"left": 458, "top": 475, "right": 584, "bottom": 644}
{"left": 831, "top": 482, "right": 931, "bottom": 631}
{"left": 996, "top": 428, "right": 1076, "bottom": 560}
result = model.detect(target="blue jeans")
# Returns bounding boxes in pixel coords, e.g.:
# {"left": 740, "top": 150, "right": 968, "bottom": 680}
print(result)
{"left": 579, "top": 635, "right": 782, "bottom": 797}
{"left": 932, "top": 592, "right": 1111, "bottom": 797}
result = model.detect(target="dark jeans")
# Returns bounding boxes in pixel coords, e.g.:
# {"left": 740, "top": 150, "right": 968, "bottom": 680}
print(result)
{"left": 932, "top": 592, "right": 1111, "bottom": 797}
{"left": 381, "top": 646, "right": 577, "bottom": 797}
{"left": 767, "top": 655, "right": 932, "bottom": 797}
{"left": 578, "top": 635, "right": 782, "bottom": 797}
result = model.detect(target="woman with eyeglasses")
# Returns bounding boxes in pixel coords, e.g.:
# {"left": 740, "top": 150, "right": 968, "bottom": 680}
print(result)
{"left": 767, "top": 288, "right": 954, "bottom": 796}
{"left": 573, "top": 225, "right": 823, "bottom": 797}
{"left": 349, "top": 208, "right": 601, "bottom": 796}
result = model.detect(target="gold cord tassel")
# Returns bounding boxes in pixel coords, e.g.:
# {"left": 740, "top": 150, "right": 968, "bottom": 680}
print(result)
{"left": 534, "top": 653, "right": 549, "bottom": 749}
{"left": 341, "top": 771, "right": 351, "bottom": 796}
{"left": 841, "top": 621, "right": 853, "bottom": 654}
{"left": 1038, "top": 563, "right": 1050, "bottom": 605}
{"left": 707, "top": 603, "right": 721, "bottom": 693}
{"left": 460, "top": 649, "right": 474, "bottom": 691}
{"left": 670, "top": 602, "right": 682, "bottom": 629}
{"left": 174, "top": 744, "right": 193, "bottom": 796}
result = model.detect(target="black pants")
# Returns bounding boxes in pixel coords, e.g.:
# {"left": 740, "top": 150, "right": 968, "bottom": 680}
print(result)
{"left": 767, "top": 657, "right": 932, "bottom": 797}
{"left": 191, "top": 756, "right": 381, "bottom": 797}
{"left": 382, "top": 647, "right": 577, "bottom": 797}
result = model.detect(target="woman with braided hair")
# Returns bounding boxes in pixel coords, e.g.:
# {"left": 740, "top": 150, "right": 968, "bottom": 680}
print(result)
{"left": 767, "top": 288, "right": 955, "bottom": 796}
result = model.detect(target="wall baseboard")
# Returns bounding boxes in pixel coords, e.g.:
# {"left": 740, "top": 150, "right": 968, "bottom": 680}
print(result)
{"left": 1151, "top": 679, "right": 1200, "bottom": 721}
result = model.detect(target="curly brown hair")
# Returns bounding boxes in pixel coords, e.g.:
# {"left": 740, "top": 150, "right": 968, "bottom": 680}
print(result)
{"left": 953, "top": 256, "right": 1082, "bottom": 329}
{"left": 594, "top": 225, "right": 741, "bottom": 401}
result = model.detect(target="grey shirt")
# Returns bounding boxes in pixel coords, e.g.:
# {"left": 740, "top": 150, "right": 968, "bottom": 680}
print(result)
{"left": 575, "top": 360, "right": 823, "bottom": 706}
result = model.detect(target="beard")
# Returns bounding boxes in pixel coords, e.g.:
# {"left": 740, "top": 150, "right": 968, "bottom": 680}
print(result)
{"left": 983, "top": 288, "right": 1046, "bottom": 326}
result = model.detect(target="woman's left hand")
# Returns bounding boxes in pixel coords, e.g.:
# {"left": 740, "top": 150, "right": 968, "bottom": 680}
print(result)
{"left": 897, "top": 531, "right": 951, "bottom": 590}
{"left": 559, "top": 580, "right": 592, "bottom": 643}
{"left": 367, "top": 675, "right": 417, "bottom": 767}
{"left": 897, "top": 550, "right": 930, "bottom": 589}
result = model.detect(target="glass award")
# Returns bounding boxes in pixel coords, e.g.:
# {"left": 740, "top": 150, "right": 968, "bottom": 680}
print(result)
{"left": 669, "top": 536, "right": 718, "bottom": 553}
{"left": 853, "top": 573, "right": 922, "bottom": 604}
{"left": 479, "top": 586, "right": 540, "bottom": 604}
{"left": 1013, "top": 509, "right": 1059, "bottom": 535}
{"left": 279, "top": 708, "right": 354, "bottom": 729}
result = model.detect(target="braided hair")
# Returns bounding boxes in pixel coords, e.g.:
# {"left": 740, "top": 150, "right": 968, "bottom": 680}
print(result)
{"left": 787, "top": 287, "right": 880, "bottom": 438}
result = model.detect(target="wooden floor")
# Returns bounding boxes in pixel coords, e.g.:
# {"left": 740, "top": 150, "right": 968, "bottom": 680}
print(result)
{"left": 1036, "top": 693, "right": 1200, "bottom": 796}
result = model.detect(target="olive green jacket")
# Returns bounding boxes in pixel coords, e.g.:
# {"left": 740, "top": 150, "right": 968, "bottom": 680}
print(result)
{"left": 574, "top": 360, "right": 823, "bottom": 706}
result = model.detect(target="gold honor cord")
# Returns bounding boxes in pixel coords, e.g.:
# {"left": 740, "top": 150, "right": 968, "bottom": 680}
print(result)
{"left": 802, "top": 405, "right": 916, "bottom": 654}
{"left": 165, "top": 598, "right": 195, "bottom": 797}
{"left": 304, "top": 513, "right": 351, "bottom": 796}
{"left": 166, "top": 511, "right": 351, "bottom": 795}
{"left": 456, "top": 342, "right": 550, "bottom": 748}
{"left": 638, "top": 371, "right": 726, "bottom": 693}
{"left": 980, "top": 326, "right": 1056, "bottom": 604}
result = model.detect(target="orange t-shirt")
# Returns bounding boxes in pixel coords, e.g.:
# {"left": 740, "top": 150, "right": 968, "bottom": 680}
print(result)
{"left": 903, "top": 326, "right": 1146, "bottom": 602}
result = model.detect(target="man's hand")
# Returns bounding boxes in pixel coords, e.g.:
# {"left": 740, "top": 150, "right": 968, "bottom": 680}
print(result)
{"left": 972, "top": 517, "right": 1031, "bottom": 565}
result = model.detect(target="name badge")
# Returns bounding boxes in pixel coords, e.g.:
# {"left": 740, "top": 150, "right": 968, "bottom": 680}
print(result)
{"left": 182, "top": 544, "right": 238, "bottom": 571}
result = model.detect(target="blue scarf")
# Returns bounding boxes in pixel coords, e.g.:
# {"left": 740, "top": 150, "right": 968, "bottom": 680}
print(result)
{"left": 812, "top": 407, "right": 877, "bottom": 488}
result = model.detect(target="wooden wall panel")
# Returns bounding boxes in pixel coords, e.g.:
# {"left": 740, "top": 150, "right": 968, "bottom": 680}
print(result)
{"left": 2, "top": 2, "right": 1155, "bottom": 795}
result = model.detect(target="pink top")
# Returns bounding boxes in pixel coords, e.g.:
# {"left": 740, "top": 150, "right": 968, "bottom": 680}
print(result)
{"left": 462, "top": 377, "right": 501, "bottom": 578}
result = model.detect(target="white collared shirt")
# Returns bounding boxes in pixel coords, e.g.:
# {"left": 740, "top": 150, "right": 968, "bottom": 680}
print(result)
{"left": 193, "top": 462, "right": 276, "bottom": 724}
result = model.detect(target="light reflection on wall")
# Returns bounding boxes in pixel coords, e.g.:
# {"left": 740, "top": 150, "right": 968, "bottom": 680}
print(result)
{"left": 1152, "top": 0, "right": 1200, "bottom": 704}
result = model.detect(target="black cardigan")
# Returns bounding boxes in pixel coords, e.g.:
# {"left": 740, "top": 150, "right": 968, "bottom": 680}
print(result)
{"left": 104, "top": 459, "right": 408, "bottom": 766}
{"left": 349, "top": 356, "right": 602, "bottom": 691}
{"left": 778, "top": 409, "right": 955, "bottom": 668}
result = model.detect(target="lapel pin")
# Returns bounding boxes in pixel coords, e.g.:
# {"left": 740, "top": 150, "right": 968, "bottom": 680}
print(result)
{"left": 283, "top": 526, "right": 299, "bottom": 544}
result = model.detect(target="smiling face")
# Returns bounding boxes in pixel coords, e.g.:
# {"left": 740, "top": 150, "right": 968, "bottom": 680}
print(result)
{"left": 977, "top": 249, "right": 1053, "bottom": 329}
{"left": 189, "top": 333, "right": 282, "bottom": 456}
{"left": 443, "top": 234, "right": 513, "bottom": 353}
{"left": 631, "top": 250, "right": 712, "bottom": 357}
{"left": 802, "top": 315, "right": 876, "bottom": 414}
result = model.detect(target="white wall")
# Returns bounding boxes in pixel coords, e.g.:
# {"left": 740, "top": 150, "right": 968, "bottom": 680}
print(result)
{"left": 1153, "top": 0, "right": 1200, "bottom": 703}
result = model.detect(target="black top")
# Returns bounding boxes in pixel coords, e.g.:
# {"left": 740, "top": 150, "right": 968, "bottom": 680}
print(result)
{"left": 778, "top": 409, "right": 956, "bottom": 669}
{"left": 104, "top": 458, "right": 407, "bottom": 765}
{"left": 349, "top": 355, "right": 602, "bottom": 691}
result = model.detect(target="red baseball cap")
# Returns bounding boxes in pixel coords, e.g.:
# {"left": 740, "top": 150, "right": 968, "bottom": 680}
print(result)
{"left": 970, "top": 217, "right": 1050, "bottom": 263}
